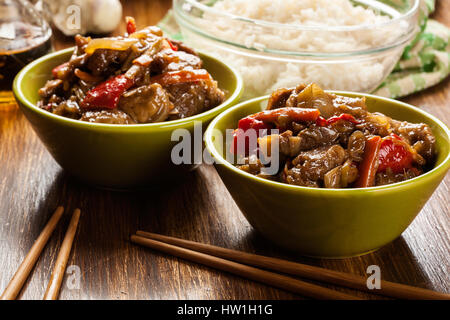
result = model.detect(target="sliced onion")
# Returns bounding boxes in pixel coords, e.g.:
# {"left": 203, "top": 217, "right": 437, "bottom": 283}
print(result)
{"left": 85, "top": 38, "right": 139, "bottom": 55}
{"left": 130, "top": 26, "right": 163, "bottom": 39}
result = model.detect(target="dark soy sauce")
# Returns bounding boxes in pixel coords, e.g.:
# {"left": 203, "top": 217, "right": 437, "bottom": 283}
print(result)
{"left": 1, "top": 21, "right": 52, "bottom": 85}
{"left": 0, "top": 2, "right": 53, "bottom": 105}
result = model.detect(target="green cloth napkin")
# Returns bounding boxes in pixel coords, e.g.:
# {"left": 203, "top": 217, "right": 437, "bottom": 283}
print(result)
{"left": 159, "top": 0, "right": 449, "bottom": 99}
{"left": 374, "top": 0, "right": 450, "bottom": 98}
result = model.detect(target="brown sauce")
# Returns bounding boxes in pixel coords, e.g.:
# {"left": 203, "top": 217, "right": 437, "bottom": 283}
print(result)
{"left": 0, "top": 37, "right": 52, "bottom": 91}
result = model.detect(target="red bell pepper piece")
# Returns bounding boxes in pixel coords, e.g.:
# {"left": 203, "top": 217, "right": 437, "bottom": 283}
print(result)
{"left": 166, "top": 39, "right": 178, "bottom": 51}
{"left": 81, "top": 74, "right": 134, "bottom": 110}
{"left": 126, "top": 16, "right": 137, "bottom": 34}
{"left": 231, "top": 117, "right": 272, "bottom": 155}
{"left": 237, "top": 117, "right": 271, "bottom": 132}
{"left": 251, "top": 108, "right": 321, "bottom": 124}
{"left": 354, "top": 136, "right": 382, "bottom": 188}
{"left": 377, "top": 134, "right": 413, "bottom": 174}
{"left": 355, "top": 134, "right": 414, "bottom": 187}
{"left": 316, "top": 113, "right": 360, "bottom": 127}
{"left": 230, "top": 108, "right": 320, "bottom": 155}
{"left": 315, "top": 116, "right": 328, "bottom": 127}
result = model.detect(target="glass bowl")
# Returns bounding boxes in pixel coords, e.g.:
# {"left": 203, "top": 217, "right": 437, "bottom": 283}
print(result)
{"left": 173, "top": 0, "right": 420, "bottom": 99}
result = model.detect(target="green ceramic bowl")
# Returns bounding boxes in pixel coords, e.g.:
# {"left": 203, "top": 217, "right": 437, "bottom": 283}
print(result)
{"left": 205, "top": 93, "right": 450, "bottom": 258}
{"left": 13, "top": 48, "right": 243, "bottom": 189}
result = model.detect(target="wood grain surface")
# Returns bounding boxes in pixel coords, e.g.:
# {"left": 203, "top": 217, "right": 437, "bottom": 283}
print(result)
{"left": 0, "top": 0, "right": 448, "bottom": 300}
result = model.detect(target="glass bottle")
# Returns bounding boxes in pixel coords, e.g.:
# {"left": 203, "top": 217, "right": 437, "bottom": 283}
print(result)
{"left": 0, "top": 0, "right": 52, "bottom": 107}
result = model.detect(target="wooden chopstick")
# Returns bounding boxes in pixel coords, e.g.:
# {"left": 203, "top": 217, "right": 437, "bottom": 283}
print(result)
{"left": 136, "top": 231, "right": 450, "bottom": 300}
{"left": 131, "top": 234, "right": 361, "bottom": 300}
{"left": 43, "top": 209, "right": 81, "bottom": 300}
{"left": 0, "top": 207, "right": 65, "bottom": 300}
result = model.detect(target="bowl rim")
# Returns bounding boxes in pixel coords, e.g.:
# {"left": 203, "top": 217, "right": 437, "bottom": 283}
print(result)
{"left": 174, "top": 0, "right": 420, "bottom": 57}
{"left": 204, "top": 92, "right": 450, "bottom": 194}
{"left": 13, "top": 47, "right": 244, "bottom": 131}
{"left": 179, "top": 0, "right": 420, "bottom": 32}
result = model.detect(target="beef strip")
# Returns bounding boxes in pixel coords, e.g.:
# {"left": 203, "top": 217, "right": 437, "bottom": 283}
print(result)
{"left": 389, "top": 119, "right": 435, "bottom": 162}
{"left": 267, "top": 87, "right": 293, "bottom": 110}
{"left": 119, "top": 83, "right": 174, "bottom": 123}
{"left": 281, "top": 144, "right": 347, "bottom": 187}
{"left": 277, "top": 131, "right": 302, "bottom": 157}
{"left": 51, "top": 99, "right": 81, "bottom": 119}
{"left": 166, "top": 78, "right": 225, "bottom": 120}
{"left": 296, "top": 125, "right": 340, "bottom": 151}
{"left": 347, "top": 130, "right": 365, "bottom": 162}
{"left": 87, "top": 49, "right": 131, "bottom": 77}
{"left": 151, "top": 49, "right": 202, "bottom": 74}
{"left": 38, "top": 79, "right": 63, "bottom": 99}
{"left": 375, "top": 167, "right": 422, "bottom": 186}
{"left": 267, "top": 125, "right": 341, "bottom": 158}
{"left": 258, "top": 119, "right": 349, "bottom": 166}
{"left": 80, "top": 109, "right": 135, "bottom": 124}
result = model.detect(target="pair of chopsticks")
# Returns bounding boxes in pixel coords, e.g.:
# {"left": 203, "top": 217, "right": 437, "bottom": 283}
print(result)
{"left": 0, "top": 207, "right": 81, "bottom": 300}
{"left": 131, "top": 231, "right": 450, "bottom": 300}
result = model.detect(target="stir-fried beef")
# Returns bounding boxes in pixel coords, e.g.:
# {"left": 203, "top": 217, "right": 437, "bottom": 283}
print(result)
{"left": 86, "top": 49, "right": 130, "bottom": 77}
{"left": 152, "top": 49, "right": 203, "bottom": 74}
{"left": 38, "top": 79, "right": 63, "bottom": 99}
{"left": 80, "top": 110, "right": 135, "bottom": 124}
{"left": 119, "top": 83, "right": 174, "bottom": 123}
{"left": 166, "top": 79, "right": 225, "bottom": 120}
{"left": 38, "top": 19, "right": 225, "bottom": 124}
{"left": 233, "top": 83, "right": 436, "bottom": 188}
{"left": 389, "top": 119, "right": 435, "bottom": 162}
{"left": 281, "top": 145, "right": 347, "bottom": 187}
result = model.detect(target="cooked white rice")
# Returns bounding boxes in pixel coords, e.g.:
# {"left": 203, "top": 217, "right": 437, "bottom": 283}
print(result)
{"left": 187, "top": 0, "right": 408, "bottom": 98}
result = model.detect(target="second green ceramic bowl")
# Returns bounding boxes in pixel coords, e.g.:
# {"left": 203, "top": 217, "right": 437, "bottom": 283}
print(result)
{"left": 14, "top": 48, "right": 243, "bottom": 189}
{"left": 205, "top": 93, "right": 450, "bottom": 258}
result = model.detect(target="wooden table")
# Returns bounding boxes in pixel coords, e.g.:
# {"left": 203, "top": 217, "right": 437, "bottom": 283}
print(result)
{"left": 0, "top": 0, "right": 448, "bottom": 300}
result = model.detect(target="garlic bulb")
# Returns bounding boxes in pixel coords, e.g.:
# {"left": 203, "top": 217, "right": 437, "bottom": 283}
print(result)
{"left": 89, "top": 0, "right": 123, "bottom": 34}
{"left": 44, "top": 0, "right": 122, "bottom": 36}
